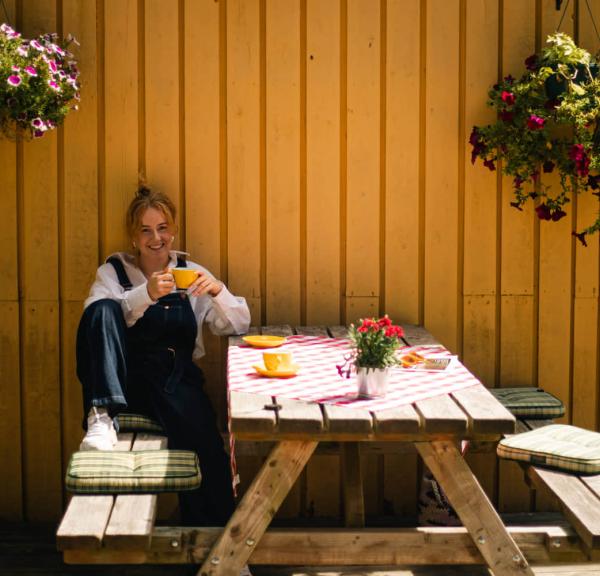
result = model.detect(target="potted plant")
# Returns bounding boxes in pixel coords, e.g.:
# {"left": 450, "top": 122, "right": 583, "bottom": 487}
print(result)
{"left": 0, "top": 22, "right": 80, "bottom": 139}
{"left": 470, "top": 32, "right": 600, "bottom": 246}
{"left": 337, "top": 315, "right": 404, "bottom": 398}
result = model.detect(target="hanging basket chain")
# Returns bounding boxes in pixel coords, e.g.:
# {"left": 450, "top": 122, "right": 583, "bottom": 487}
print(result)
{"left": 584, "top": 0, "right": 600, "bottom": 50}
{"left": 556, "top": 0, "right": 572, "bottom": 33}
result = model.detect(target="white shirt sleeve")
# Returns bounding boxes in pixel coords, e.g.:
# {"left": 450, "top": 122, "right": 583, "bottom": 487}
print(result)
{"left": 204, "top": 286, "right": 251, "bottom": 336}
{"left": 84, "top": 263, "right": 155, "bottom": 327}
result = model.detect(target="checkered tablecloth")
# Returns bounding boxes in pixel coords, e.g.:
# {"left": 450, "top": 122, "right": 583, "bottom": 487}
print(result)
{"left": 228, "top": 335, "right": 482, "bottom": 411}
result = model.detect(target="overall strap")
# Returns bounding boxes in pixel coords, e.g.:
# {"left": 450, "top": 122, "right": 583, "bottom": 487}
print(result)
{"left": 106, "top": 256, "right": 133, "bottom": 291}
{"left": 176, "top": 255, "right": 187, "bottom": 268}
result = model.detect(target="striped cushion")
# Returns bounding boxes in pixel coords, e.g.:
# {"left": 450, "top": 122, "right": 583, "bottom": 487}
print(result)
{"left": 491, "top": 387, "right": 564, "bottom": 419}
{"left": 498, "top": 424, "right": 600, "bottom": 474}
{"left": 66, "top": 450, "right": 201, "bottom": 494}
{"left": 116, "top": 412, "right": 165, "bottom": 434}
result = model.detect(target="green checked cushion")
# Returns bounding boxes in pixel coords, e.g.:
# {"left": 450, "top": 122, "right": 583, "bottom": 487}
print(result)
{"left": 116, "top": 412, "right": 165, "bottom": 434}
{"left": 498, "top": 424, "right": 600, "bottom": 474}
{"left": 66, "top": 450, "right": 201, "bottom": 494}
{"left": 491, "top": 387, "right": 564, "bottom": 419}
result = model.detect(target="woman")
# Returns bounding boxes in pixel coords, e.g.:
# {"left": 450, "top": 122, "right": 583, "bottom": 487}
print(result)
{"left": 76, "top": 185, "right": 250, "bottom": 528}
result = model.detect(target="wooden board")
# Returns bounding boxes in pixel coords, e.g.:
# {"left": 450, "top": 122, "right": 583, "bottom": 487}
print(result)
{"left": 414, "top": 395, "right": 467, "bottom": 434}
{"left": 103, "top": 0, "right": 139, "bottom": 257}
{"left": 265, "top": 0, "right": 301, "bottom": 325}
{"left": 384, "top": 0, "right": 420, "bottom": 325}
{"left": 306, "top": 0, "right": 341, "bottom": 326}
{"left": 452, "top": 385, "right": 515, "bottom": 435}
{"left": 345, "top": 0, "right": 381, "bottom": 324}
{"left": 0, "top": 302, "right": 22, "bottom": 519}
{"left": 423, "top": 0, "right": 460, "bottom": 353}
{"left": 226, "top": 0, "right": 262, "bottom": 322}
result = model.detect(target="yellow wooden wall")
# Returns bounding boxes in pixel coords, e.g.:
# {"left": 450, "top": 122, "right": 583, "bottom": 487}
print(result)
{"left": 2, "top": 0, "right": 600, "bottom": 523}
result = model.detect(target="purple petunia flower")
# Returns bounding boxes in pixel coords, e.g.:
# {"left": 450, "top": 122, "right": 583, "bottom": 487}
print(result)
{"left": 7, "top": 75, "right": 21, "bottom": 87}
{"left": 483, "top": 158, "right": 496, "bottom": 171}
{"left": 31, "top": 118, "right": 44, "bottom": 128}
{"left": 24, "top": 66, "right": 37, "bottom": 77}
{"left": 551, "top": 209, "right": 567, "bottom": 221}
{"left": 525, "top": 54, "right": 539, "bottom": 71}
{"left": 535, "top": 203, "right": 552, "bottom": 220}
{"left": 570, "top": 144, "right": 590, "bottom": 177}
{"left": 47, "top": 59, "right": 57, "bottom": 73}
{"left": 527, "top": 115, "right": 545, "bottom": 130}
{"left": 33, "top": 129, "right": 45, "bottom": 139}
{"left": 47, "top": 79, "right": 60, "bottom": 91}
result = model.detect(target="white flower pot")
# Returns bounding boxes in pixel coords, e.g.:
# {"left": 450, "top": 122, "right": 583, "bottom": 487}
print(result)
{"left": 356, "top": 366, "right": 389, "bottom": 398}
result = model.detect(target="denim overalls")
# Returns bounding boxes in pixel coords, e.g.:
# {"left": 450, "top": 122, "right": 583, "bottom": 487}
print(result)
{"left": 76, "top": 257, "right": 235, "bottom": 526}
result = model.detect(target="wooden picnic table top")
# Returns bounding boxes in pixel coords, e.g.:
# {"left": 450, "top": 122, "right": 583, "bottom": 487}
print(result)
{"left": 228, "top": 324, "right": 516, "bottom": 442}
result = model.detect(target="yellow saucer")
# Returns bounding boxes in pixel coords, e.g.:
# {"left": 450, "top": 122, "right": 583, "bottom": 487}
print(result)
{"left": 252, "top": 364, "right": 300, "bottom": 378}
{"left": 242, "top": 335, "right": 287, "bottom": 348}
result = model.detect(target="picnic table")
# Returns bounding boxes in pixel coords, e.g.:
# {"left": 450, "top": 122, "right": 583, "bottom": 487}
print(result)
{"left": 59, "top": 325, "right": 587, "bottom": 573}
{"left": 200, "top": 325, "right": 532, "bottom": 576}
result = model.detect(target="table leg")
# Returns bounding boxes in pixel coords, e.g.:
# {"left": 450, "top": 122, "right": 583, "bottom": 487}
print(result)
{"left": 196, "top": 440, "right": 317, "bottom": 576}
{"left": 341, "top": 442, "right": 365, "bottom": 527}
{"left": 416, "top": 440, "right": 534, "bottom": 576}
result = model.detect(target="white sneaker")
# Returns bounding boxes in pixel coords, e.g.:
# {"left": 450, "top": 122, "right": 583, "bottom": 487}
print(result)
{"left": 79, "top": 407, "right": 118, "bottom": 451}
{"left": 239, "top": 566, "right": 253, "bottom": 576}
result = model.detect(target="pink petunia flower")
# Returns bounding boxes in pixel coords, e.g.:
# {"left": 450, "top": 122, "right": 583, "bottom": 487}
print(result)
{"left": 527, "top": 115, "right": 545, "bottom": 130}
{"left": 501, "top": 91, "right": 515, "bottom": 106}
{"left": 16, "top": 46, "right": 28, "bottom": 56}
{"left": 7, "top": 75, "right": 21, "bottom": 87}
{"left": 47, "top": 60, "right": 57, "bottom": 73}
{"left": 24, "top": 66, "right": 37, "bottom": 77}
{"left": 48, "top": 79, "right": 61, "bottom": 91}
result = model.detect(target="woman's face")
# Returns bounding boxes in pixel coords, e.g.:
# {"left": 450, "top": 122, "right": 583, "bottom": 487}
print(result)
{"left": 134, "top": 207, "right": 174, "bottom": 262}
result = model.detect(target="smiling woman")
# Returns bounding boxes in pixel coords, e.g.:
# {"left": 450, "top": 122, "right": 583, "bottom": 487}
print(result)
{"left": 75, "top": 183, "right": 251, "bottom": 528}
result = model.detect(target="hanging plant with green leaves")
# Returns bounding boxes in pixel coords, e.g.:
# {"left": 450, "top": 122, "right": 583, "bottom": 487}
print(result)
{"left": 0, "top": 22, "right": 80, "bottom": 140}
{"left": 470, "top": 32, "right": 600, "bottom": 246}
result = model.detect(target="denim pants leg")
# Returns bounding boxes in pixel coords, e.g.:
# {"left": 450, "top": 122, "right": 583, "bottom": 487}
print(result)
{"left": 76, "top": 299, "right": 128, "bottom": 422}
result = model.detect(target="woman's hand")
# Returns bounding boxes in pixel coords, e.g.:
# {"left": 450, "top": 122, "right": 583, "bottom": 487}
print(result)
{"left": 147, "top": 269, "right": 175, "bottom": 301}
{"left": 187, "top": 271, "right": 223, "bottom": 298}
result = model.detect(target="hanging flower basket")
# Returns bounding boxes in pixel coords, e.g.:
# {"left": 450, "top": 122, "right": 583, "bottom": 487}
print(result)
{"left": 0, "top": 23, "right": 80, "bottom": 140}
{"left": 470, "top": 33, "right": 600, "bottom": 246}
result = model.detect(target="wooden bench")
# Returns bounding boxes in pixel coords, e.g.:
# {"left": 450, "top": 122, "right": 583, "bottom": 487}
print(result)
{"left": 57, "top": 431, "right": 168, "bottom": 554}
{"left": 513, "top": 418, "right": 600, "bottom": 560}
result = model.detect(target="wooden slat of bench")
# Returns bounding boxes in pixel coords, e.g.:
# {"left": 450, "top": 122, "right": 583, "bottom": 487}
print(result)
{"left": 103, "top": 433, "right": 167, "bottom": 549}
{"left": 56, "top": 433, "right": 135, "bottom": 550}
{"left": 527, "top": 465, "right": 600, "bottom": 550}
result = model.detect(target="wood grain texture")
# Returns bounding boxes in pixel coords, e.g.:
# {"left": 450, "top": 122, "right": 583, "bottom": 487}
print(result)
{"left": 226, "top": 0, "right": 262, "bottom": 322}
{"left": 56, "top": 495, "right": 114, "bottom": 550}
{"left": 265, "top": 0, "right": 301, "bottom": 325}
{"left": 306, "top": 0, "right": 341, "bottom": 326}
{"left": 414, "top": 395, "right": 467, "bottom": 434}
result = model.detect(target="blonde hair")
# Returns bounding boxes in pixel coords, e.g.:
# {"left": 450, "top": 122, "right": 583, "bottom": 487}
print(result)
{"left": 126, "top": 184, "right": 177, "bottom": 238}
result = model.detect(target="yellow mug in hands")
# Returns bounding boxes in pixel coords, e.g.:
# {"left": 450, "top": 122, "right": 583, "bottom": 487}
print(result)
{"left": 170, "top": 268, "right": 199, "bottom": 290}
{"left": 263, "top": 351, "right": 294, "bottom": 372}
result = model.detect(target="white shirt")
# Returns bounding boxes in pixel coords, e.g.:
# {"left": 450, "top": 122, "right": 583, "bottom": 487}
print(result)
{"left": 84, "top": 252, "right": 251, "bottom": 361}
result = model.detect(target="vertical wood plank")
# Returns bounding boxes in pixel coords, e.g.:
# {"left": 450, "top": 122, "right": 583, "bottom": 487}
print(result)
{"left": 265, "top": 0, "right": 301, "bottom": 324}
{"left": 572, "top": 3, "right": 600, "bottom": 431}
{"left": 537, "top": 1, "right": 574, "bottom": 422}
{"left": 385, "top": 0, "right": 420, "bottom": 325}
{"left": 0, "top": 303, "right": 22, "bottom": 519}
{"left": 104, "top": 0, "right": 139, "bottom": 257}
{"left": 20, "top": 0, "right": 62, "bottom": 522}
{"left": 61, "top": 0, "right": 99, "bottom": 476}
{"left": 227, "top": 0, "right": 262, "bottom": 322}
{"left": 498, "top": 0, "right": 537, "bottom": 513}
{"left": 184, "top": 0, "right": 225, "bottom": 427}
{"left": 306, "top": 0, "right": 341, "bottom": 326}
{"left": 424, "top": 0, "right": 460, "bottom": 352}
{"left": 0, "top": 0, "right": 21, "bottom": 520}
{"left": 345, "top": 0, "right": 380, "bottom": 325}
{"left": 145, "top": 0, "right": 181, "bottom": 219}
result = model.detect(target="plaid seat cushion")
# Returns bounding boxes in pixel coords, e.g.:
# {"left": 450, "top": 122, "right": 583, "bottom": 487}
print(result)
{"left": 490, "top": 387, "right": 564, "bottom": 419}
{"left": 116, "top": 412, "right": 165, "bottom": 434}
{"left": 497, "top": 424, "right": 600, "bottom": 474}
{"left": 66, "top": 450, "right": 201, "bottom": 494}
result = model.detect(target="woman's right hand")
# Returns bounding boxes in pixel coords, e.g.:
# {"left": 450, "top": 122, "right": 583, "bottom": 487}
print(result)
{"left": 146, "top": 269, "right": 175, "bottom": 301}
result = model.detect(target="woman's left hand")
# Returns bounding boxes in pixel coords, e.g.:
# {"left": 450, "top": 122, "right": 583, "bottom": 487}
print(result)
{"left": 187, "top": 272, "right": 223, "bottom": 298}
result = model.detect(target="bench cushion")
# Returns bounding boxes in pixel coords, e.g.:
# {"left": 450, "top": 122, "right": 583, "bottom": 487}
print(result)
{"left": 65, "top": 450, "right": 201, "bottom": 494}
{"left": 116, "top": 412, "right": 165, "bottom": 434}
{"left": 490, "top": 387, "right": 564, "bottom": 419}
{"left": 498, "top": 424, "right": 600, "bottom": 474}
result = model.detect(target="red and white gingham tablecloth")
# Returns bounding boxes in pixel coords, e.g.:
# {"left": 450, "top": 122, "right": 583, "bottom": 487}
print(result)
{"left": 228, "top": 335, "right": 481, "bottom": 411}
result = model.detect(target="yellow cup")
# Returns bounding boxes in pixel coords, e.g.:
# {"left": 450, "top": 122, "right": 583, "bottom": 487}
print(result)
{"left": 170, "top": 267, "right": 199, "bottom": 289}
{"left": 263, "top": 351, "right": 293, "bottom": 372}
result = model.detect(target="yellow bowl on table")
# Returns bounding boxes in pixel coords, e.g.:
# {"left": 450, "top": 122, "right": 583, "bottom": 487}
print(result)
{"left": 242, "top": 335, "right": 287, "bottom": 348}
